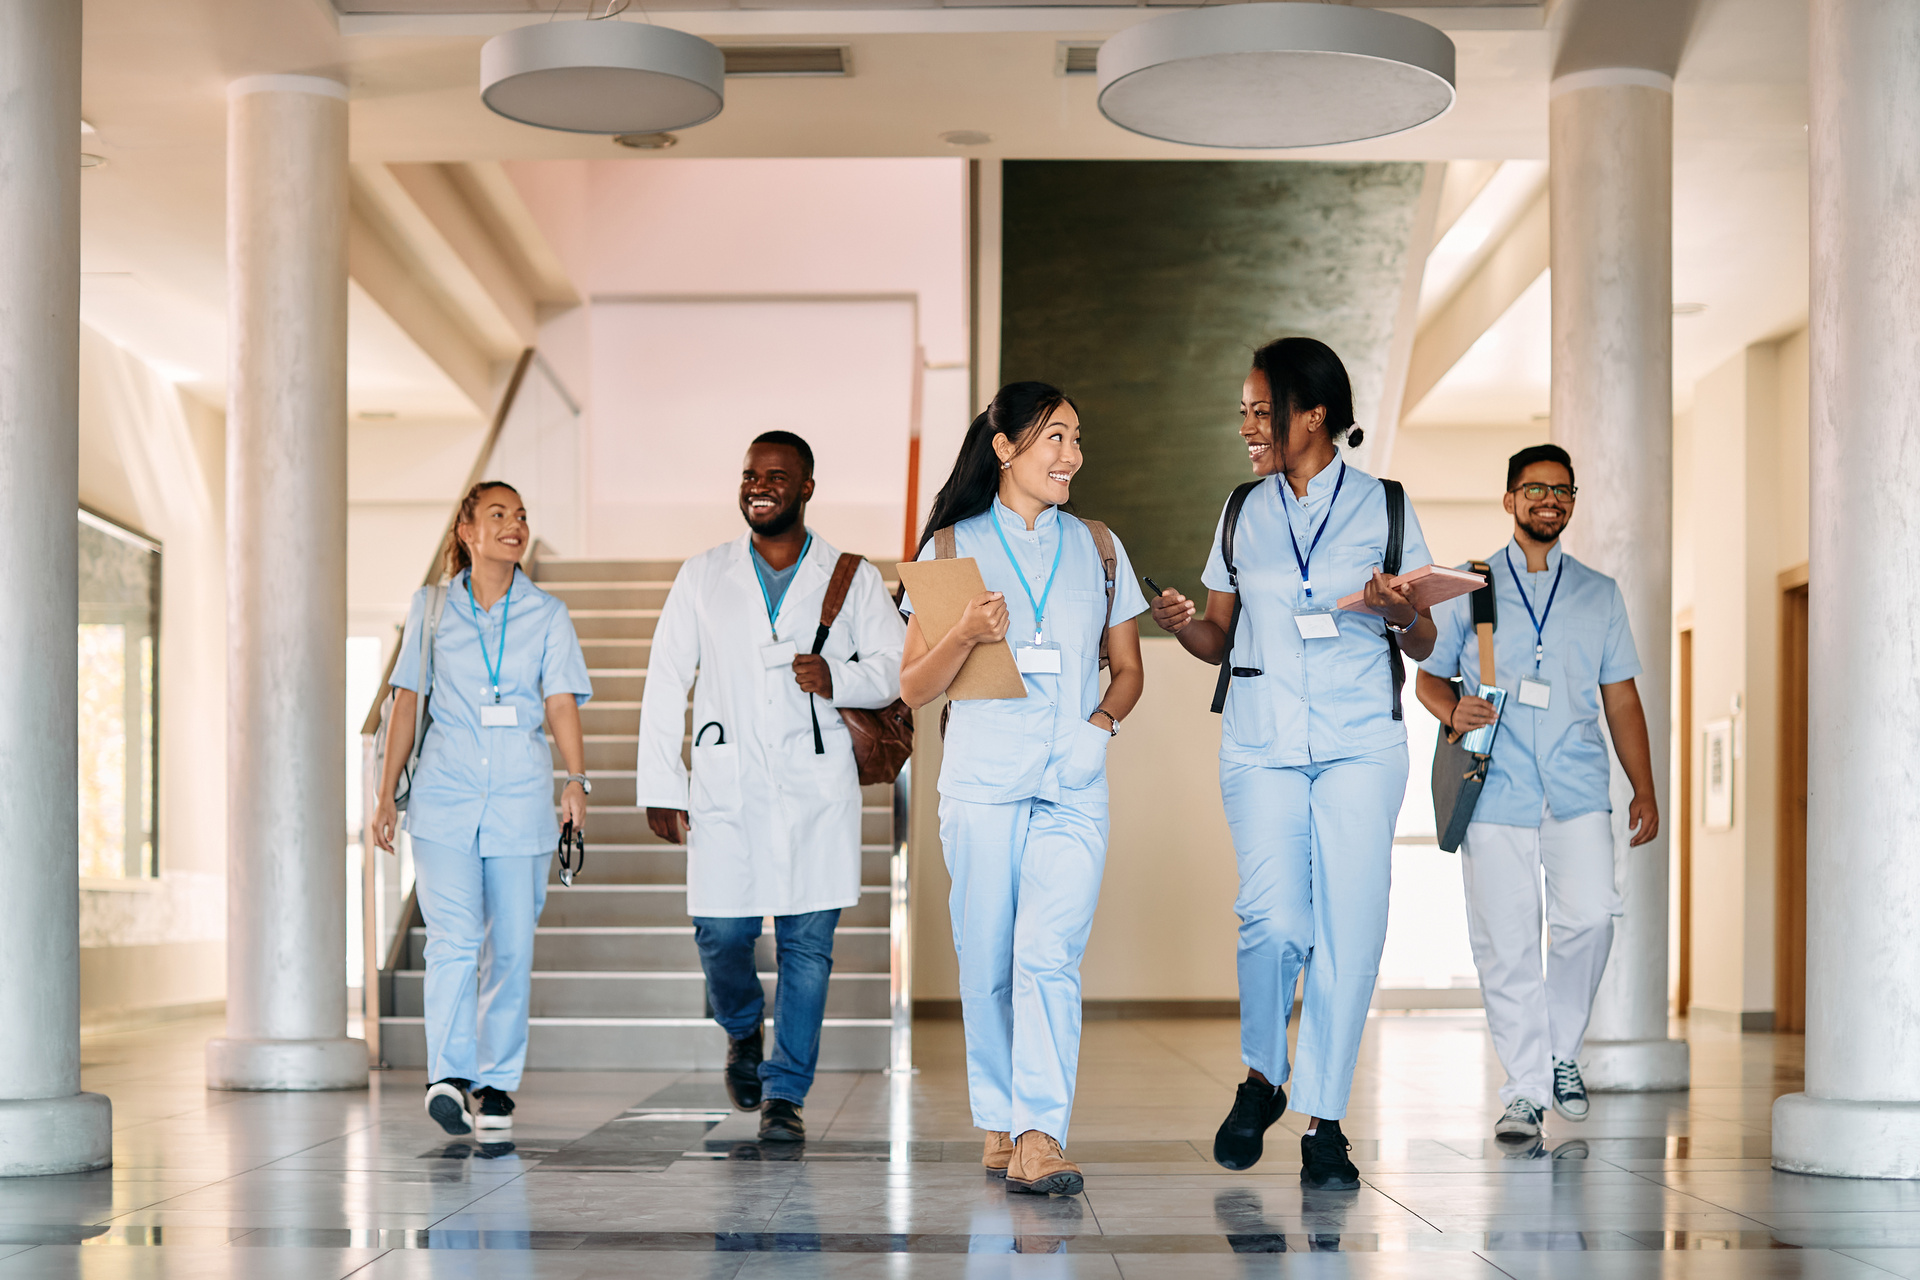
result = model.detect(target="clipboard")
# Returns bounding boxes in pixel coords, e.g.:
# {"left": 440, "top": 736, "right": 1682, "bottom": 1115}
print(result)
{"left": 896, "top": 558, "right": 1028, "bottom": 701}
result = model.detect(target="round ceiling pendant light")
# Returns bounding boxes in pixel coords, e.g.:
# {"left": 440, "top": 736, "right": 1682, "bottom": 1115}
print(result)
{"left": 1097, "top": 3, "right": 1455, "bottom": 149}
{"left": 481, "top": 20, "right": 724, "bottom": 135}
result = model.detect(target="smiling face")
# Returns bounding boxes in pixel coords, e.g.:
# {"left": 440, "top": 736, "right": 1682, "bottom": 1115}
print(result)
{"left": 994, "top": 401, "right": 1083, "bottom": 508}
{"left": 1240, "top": 368, "right": 1326, "bottom": 476}
{"left": 1504, "top": 460, "right": 1576, "bottom": 544}
{"left": 739, "top": 442, "right": 814, "bottom": 538}
{"left": 458, "top": 485, "right": 528, "bottom": 567}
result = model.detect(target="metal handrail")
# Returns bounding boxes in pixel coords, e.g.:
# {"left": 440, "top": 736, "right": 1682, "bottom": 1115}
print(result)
{"left": 359, "top": 347, "right": 534, "bottom": 1066}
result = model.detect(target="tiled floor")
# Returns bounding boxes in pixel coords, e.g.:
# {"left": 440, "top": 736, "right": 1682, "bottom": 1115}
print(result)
{"left": 1, "top": 1011, "right": 1914, "bottom": 1276}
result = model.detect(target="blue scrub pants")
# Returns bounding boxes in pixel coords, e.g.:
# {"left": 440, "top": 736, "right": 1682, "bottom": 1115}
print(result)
{"left": 692, "top": 909, "right": 841, "bottom": 1105}
{"left": 940, "top": 794, "right": 1108, "bottom": 1145}
{"left": 410, "top": 836, "right": 550, "bottom": 1091}
{"left": 1222, "top": 744, "right": 1408, "bottom": 1121}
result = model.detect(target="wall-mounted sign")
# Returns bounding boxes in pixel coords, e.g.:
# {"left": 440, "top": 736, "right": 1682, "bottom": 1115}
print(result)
{"left": 1703, "top": 719, "right": 1734, "bottom": 832}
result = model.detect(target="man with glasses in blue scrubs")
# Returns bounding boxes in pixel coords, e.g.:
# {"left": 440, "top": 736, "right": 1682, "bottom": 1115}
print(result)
{"left": 1414, "top": 444, "right": 1661, "bottom": 1143}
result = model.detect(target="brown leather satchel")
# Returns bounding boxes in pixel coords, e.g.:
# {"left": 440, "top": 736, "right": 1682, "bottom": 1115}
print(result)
{"left": 809, "top": 552, "right": 915, "bottom": 786}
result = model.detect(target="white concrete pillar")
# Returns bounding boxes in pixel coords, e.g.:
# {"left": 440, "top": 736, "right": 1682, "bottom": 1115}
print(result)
{"left": 1549, "top": 68, "right": 1689, "bottom": 1093}
{"left": 0, "top": 0, "right": 114, "bottom": 1177}
{"left": 206, "top": 76, "right": 366, "bottom": 1091}
{"left": 1773, "top": 0, "right": 1920, "bottom": 1179}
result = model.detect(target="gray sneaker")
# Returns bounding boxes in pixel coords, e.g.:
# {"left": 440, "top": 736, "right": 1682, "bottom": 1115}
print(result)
{"left": 1552, "top": 1058, "right": 1590, "bottom": 1121}
{"left": 1494, "top": 1097, "right": 1544, "bottom": 1140}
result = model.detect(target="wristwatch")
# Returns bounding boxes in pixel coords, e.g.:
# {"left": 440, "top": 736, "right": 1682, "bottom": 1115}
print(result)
{"left": 1384, "top": 615, "right": 1416, "bottom": 635}
{"left": 1092, "top": 709, "right": 1119, "bottom": 736}
{"left": 565, "top": 773, "right": 593, "bottom": 795}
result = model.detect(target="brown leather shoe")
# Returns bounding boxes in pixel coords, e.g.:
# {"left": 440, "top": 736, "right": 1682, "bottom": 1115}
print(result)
{"left": 982, "top": 1130, "right": 1014, "bottom": 1175}
{"left": 1006, "top": 1130, "right": 1083, "bottom": 1196}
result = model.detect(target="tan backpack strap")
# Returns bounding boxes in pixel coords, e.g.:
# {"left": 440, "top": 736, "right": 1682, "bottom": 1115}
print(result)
{"left": 934, "top": 526, "right": 957, "bottom": 559}
{"left": 1079, "top": 518, "right": 1118, "bottom": 667}
{"left": 818, "top": 552, "right": 862, "bottom": 635}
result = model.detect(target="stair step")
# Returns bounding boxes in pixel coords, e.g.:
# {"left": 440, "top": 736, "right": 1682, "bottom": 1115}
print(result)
{"left": 537, "top": 884, "right": 891, "bottom": 928}
{"left": 389, "top": 969, "right": 891, "bottom": 1018}
{"left": 572, "top": 611, "right": 661, "bottom": 641}
{"left": 541, "top": 844, "right": 896, "bottom": 885}
{"left": 548, "top": 772, "right": 898, "bottom": 811}
{"left": 376, "top": 1019, "right": 888, "bottom": 1071}
{"left": 535, "top": 558, "right": 685, "bottom": 584}
{"left": 565, "top": 806, "right": 895, "bottom": 846}
{"left": 544, "top": 583, "right": 673, "bottom": 611}
{"left": 406, "top": 925, "right": 891, "bottom": 972}
{"left": 581, "top": 640, "right": 651, "bottom": 667}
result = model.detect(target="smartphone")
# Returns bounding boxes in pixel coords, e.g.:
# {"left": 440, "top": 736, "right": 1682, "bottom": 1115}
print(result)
{"left": 1143, "top": 576, "right": 1167, "bottom": 597}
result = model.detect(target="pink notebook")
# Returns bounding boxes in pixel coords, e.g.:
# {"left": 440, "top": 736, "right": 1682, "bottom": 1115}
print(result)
{"left": 1337, "top": 564, "right": 1487, "bottom": 615}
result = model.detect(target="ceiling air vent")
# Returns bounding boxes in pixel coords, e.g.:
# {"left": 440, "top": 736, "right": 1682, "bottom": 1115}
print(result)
{"left": 720, "top": 45, "right": 851, "bottom": 77}
{"left": 1056, "top": 42, "right": 1102, "bottom": 76}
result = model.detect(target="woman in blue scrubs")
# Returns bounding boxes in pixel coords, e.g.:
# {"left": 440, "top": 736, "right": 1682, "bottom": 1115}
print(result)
{"left": 1151, "top": 338, "right": 1438, "bottom": 1189}
{"left": 899, "top": 382, "right": 1148, "bottom": 1197}
{"left": 372, "top": 482, "right": 593, "bottom": 1136}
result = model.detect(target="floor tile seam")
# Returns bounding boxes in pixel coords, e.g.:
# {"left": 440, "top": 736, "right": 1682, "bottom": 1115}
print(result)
{"left": 340, "top": 1249, "right": 396, "bottom": 1276}
{"left": 1469, "top": 1248, "right": 1528, "bottom": 1279}
{"left": 811, "top": 1070, "right": 871, "bottom": 1140}
{"left": 1356, "top": 1179, "right": 1445, "bottom": 1233}
{"left": 1833, "top": 1245, "right": 1919, "bottom": 1278}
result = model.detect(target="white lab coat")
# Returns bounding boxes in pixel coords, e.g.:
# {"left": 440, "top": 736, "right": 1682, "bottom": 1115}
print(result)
{"left": 635, "top": 531, "right": 906, "bottom": 918}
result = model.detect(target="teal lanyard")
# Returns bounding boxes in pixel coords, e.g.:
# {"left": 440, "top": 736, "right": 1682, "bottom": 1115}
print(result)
{"left": 465, "top": 572, "right": 512, "bottom": 704}
{"left": 754, "top": 533, "right": 812, "bottom": 639}
{"left": 990, "top": 507, "right": 1065, "bottom": 645}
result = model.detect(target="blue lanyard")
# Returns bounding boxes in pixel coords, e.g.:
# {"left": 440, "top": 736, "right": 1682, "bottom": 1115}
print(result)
{"left": 1282, "top": 461, "right": 1347, "bottom": 601}
{"left": 754, "top": 533, "right": 812, "bottom": 639}
{"left": 464, "top": 572, "right": 512, "bottom": 704}
{"left": 1505, "top": 546, "right": 1565, "bottom": 669}
{"left": 990, "top": 507, "right": 1065, "bottom": 645}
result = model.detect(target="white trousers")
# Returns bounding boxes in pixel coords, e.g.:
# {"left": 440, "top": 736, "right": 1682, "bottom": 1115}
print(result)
{"left": 1461, "top": 808, "right": 1622, "bottom": 1107}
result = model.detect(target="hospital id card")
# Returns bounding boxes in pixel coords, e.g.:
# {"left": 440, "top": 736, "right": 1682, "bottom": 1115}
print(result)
{"left": 1294, "top": 610, "right": 1341, "bottom": 640}
{"left": 480, "top": 704, "right": 519, "bottom": 727}
{"left": 1517, "top": 676, "right": 1552, "bottom": 709}
{"left": 760, "top": 640, "right": 798, "bottom": 669}
{"left": 1015, "top": 642, "right": 1063, "bottom": 674}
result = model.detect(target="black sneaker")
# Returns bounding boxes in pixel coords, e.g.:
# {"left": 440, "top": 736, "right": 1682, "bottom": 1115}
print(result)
{"left": 725, "top": 1028, "right": 765, "bottom": 1111}
{"left": 759, "top": 1098, "right": 805, "bottom": 1142}
{"left": 425, "top": 1078, "right": 472, "bottom": 1135}
{"left": 1300, "top": 1121, "right": 1360, "bottom": 1190}
{"left": 470, "top": 1086, "right": 515, "bottom": 1131}
{"left": 1213, "top": 1078, "right": 1287, "bottom": 1171}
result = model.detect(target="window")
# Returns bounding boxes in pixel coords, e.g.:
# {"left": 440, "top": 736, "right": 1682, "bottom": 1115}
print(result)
{"left": 78, "top": 509, "right": 159, "bottom": 880}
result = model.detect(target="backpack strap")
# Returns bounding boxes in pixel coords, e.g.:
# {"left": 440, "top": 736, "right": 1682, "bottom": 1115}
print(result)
{"left": 1209, "top": 481, "right": 1262, "bottom": 715}
{"left": 1381, "top": 478, "right": 1407, "bottom": 722}
{"left": 808, "top": 552, "right": 867, "bottom": 755}
{"left": 1078, "top": 517, "right": 1118, "bottom": 670}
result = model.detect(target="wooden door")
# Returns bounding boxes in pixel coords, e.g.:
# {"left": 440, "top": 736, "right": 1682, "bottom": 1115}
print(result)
{"left": 1776, "top": 584, "right": 1810, "bottom": 1033}
{"left": 1677, "top": 627, "right": 1693, "bottom": 1016}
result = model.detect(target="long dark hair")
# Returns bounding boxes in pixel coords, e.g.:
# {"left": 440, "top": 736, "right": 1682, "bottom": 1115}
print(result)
{"left": 1252, "top": 336, "right": 1362, "bottom": 448}
{"left": 443, "top": 480, "right": 523, "bottom": 579}
{"left": 917, "top": 381, "right": 1076, "bottom": 554}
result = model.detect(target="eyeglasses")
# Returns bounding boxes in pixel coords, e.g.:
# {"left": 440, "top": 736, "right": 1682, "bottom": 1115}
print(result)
{"left": 1511, "top": 483, "right": 1577, "bottom": 501}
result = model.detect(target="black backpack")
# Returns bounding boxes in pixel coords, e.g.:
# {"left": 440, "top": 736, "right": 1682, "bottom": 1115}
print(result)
{"left": 1209, "top": 477, "right": 1408, "bottom": 720}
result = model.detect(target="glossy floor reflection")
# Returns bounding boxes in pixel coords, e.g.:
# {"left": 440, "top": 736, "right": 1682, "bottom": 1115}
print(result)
{"left": 2, "top": 1013, "right": 1915, "bottom": 1276}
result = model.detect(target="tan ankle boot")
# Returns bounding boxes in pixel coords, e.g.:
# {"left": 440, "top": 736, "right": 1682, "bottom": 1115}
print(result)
{"left": 1006, "top": 1130, "right": 1083, "bottom": 1196}
{"left": 981, "top": 1130, "right": 1014, "bottom": 1174}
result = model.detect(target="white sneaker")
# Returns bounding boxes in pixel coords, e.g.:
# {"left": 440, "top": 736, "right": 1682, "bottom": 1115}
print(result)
{"left": 425, "top": 1079, "right": 472, "bottom": 1135}
{"left": 1552, "top": 1058, "right": 1590, "bottom": 1121}
{"left": 1494, "top": 1097, "right": 1544, "bottom": 1140}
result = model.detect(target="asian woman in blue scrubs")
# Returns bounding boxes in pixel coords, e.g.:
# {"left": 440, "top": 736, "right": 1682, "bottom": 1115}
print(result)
{"left": 1151, "top": 338, "right": 1438, "bottom": 1189}
{"left": 899, "top": 382, "right": 1148, "bottom": 1197}
{"left": 372, "top": 482, "right": 593, "bottom": 1136}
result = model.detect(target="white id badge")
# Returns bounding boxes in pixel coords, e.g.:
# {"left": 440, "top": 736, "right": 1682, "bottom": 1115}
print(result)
{"left": 1015, "top": 642, "right": 1063, "bottom": 674}
{"left": 1294, "top": 610, "right": 1341, "bottom": 640}
{"left": 480, "top": 703, "right": 519, "bottom": 727}
{"left": 1517, "top": 676, "right": 1552, "bottom": 709}
{"left": 760, "top": 640, "right": 798, "bottom": 669}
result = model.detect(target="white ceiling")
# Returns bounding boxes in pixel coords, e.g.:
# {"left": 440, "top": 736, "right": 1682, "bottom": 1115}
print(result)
{"left": 74, "top": 0, "right": 1808, "bottom": 430}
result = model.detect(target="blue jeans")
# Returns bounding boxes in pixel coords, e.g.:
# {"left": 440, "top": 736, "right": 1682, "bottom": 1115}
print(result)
{"left": 692, "top": 909, "right": 840, "bottom": 1105}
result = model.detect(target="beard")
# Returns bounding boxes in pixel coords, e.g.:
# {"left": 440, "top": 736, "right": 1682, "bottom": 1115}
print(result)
{"left": 745, "top": 496, "right": 803, "bottom": 538}
{"left": 1519, "top": 512, "right": 1567, "bottom": 544}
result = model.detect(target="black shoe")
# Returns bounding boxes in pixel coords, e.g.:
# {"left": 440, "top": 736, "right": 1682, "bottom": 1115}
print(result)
{"left": 1300, "top": 1121, "right": 1360, "bottom": 1190}
{"left": 425, "top": 1078, "right": 472, "bottom": 1135}
{"left": 725, "top": 1029, "right": 765, "bottom": 1111}
{"left": 470, "top": 1086, "right": 515, "bottom": 1131}
{"left": 759, "top": 1098, "right": 805, "bottom": 1142}
{"left": 1213, "top": 1078, "right": 1287, "bottom": 1171}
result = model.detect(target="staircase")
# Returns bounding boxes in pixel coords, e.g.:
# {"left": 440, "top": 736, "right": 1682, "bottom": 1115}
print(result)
{"left": 377, "top": 555, "right": 908, "bottom": 1072}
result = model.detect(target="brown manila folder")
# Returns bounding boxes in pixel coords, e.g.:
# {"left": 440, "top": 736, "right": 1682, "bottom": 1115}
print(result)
{"left": 895, "top": 558, "right": 1027, "bottom": 701}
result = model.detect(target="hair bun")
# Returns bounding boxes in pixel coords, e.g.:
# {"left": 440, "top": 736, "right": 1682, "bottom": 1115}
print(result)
{"left": 1346, "top": 427, "right": 1365, "bottom": 447}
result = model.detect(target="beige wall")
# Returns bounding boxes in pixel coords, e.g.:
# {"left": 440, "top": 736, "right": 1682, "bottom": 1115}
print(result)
{"left": 1393, "top": 423, "right": 1551, "bottom": 567}
{"left": 1676, "top": 329, "right": 1809, "bottom": 1023}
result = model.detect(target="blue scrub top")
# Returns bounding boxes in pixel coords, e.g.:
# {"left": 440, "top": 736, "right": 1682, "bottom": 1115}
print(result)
{"left": 1202, "top": 463, "right": 1434, "bottom": 768}
{"left": 1418, "top": 538, "right": 1641, "bottom": 827}
{"left": 904, "top": 499, "right": 1148, "bottom": 805}
{"left": 393, "top": 567, "right": 594, "bottom": 856}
